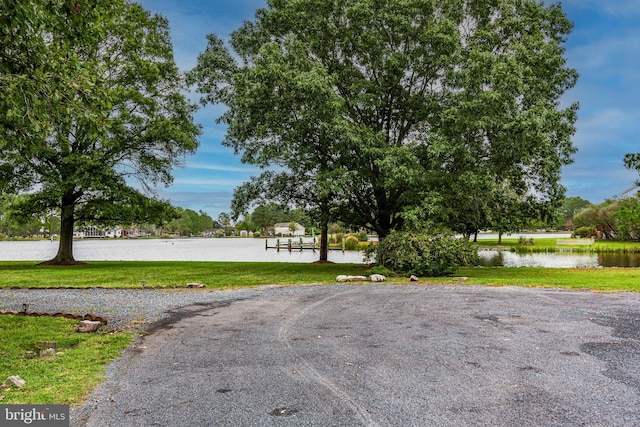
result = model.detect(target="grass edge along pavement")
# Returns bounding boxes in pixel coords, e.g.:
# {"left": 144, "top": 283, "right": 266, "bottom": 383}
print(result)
{"left": 1, "top": 260, "right": 640, "bottom": 291}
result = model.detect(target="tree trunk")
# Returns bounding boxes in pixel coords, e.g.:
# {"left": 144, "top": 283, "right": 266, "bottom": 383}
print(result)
{"left": 376, "top": 213, "right": 392, "bottom": 241}
{"left": 41, "top": 195, "right": 82, "bottom": 265}
{"left": 498, "top": 231, "right": 503, "bottom": 245}
{"left": 376, "top": 226, "right": 388, "bottom": 241}
{"left": 319, "top": 223, "right": 329, "bottom": 262}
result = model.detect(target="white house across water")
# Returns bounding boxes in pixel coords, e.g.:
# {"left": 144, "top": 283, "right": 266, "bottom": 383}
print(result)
{"left": 273, "top": 222, "right": 305, "bottom": 237}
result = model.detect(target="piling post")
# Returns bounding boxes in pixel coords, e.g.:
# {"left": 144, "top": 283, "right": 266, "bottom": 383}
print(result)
{"left": 288, "top": 239, "right": 292, "bottom": 252}
{"left": 277, "top": 238, "right": 280, "bottom": 252}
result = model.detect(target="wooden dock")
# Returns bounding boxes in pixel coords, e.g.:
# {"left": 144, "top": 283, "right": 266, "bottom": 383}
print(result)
{"left": 265, "top": 238, "right": 346, "bottom": 252}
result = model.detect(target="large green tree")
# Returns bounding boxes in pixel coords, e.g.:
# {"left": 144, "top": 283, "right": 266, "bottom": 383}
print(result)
{"left": 433, "top": 0, "right": 578, "bottom": 236}
{"left": 190, "top": 33, "right": 346, "bottom": 260}
{"left": 189, "top": 0, "right": 577, "bottom": 244}
{"left": 0, "top": 0, "right": 200, "bottom": 263}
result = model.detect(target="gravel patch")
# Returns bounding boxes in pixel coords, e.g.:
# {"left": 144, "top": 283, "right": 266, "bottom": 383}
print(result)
{"left": 0, "top": 285, "right": 320, "bottom": 331}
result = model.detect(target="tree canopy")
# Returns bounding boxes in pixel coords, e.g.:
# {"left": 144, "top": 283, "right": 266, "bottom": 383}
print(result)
{"left": 164, "top": 208, "right": 213, "bottom": 237}
{"left": 189, "top": 0, "right": 577, "bottom": 244}
{"left": 0, "top": 0, "right": 200, "bottom": 263}
{"left": 573, "top": 199, "right": 624, "bottom": 240}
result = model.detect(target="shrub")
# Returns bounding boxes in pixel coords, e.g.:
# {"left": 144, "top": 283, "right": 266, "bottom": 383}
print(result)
{"left": 357, "top": 230, "right": 369, "bottom": 242}
{"left": 573, "top": 226, "right": 596, "bottom": 238}
{"left": 518, "top": 236, "right": 534, "bottom": 245}
{"left": 344, "top": 235, "right": 360, "bottom": 250}
{"left": 367, "top": 265, "right": 395, "bottom": 277}
{"left": 374, "top": 231, "right": 477, "bottom": 277}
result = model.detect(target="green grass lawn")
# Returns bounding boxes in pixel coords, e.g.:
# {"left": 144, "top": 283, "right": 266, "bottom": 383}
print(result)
{"left": 0, "top": 261, "right": 371, "bottom": 289}
{"left": 0, "top": 316, "right": 132, "bottom": 405}
{"left": 446, "top": 267, "right": 640, "bottom": 292}
{"left": 1, "top": 260, "right": 640, "bottom": 292}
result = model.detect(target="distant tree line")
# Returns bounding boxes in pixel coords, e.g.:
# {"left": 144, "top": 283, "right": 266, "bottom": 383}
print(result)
{"left": 0, "top": 195, "right": 59, "bottom": 238}
{"left": 543, "top": 193, "right": 640, "bottom": 241}
{"left": 233, "top": 203, "right": 314, "bottom": 236}
{"left": 568, "top": 196, "right": 640, "bottom": 241}
{"left": 0, "top": 195, "right": 358, "bottom": 240}
{"left": 0, "top": 195, "right": 211, "bottom": 239}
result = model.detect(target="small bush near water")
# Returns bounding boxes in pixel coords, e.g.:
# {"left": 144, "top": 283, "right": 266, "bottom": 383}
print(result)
{"left": 344, "top": 235, "right": 360, "bottom": 250}
{"left": 366, "top": 265, "right": 395, "bottom": 277}
{"left": 373, "top": 231, "right": 477, "bottom": 277}
{"left": 573, "top": 226, "right": 596, "bottom": 238}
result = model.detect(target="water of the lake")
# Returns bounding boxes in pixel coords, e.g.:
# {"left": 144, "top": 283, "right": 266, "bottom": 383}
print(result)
{"left": 2, "top": 237, "right": 640, "bottom": 267}
{"left": 472, "top": 233, "right": 640, "bottom": 267}
{"left": 477, "top": 250, "right": 640, "bottom": 268}
{"left": 0, "top": 238, "right": 367, "bottom": 263}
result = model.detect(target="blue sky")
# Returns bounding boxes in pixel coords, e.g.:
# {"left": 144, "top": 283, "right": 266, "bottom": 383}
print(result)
{"left": 138, "top": 0, "right": 640, "bottom": 220}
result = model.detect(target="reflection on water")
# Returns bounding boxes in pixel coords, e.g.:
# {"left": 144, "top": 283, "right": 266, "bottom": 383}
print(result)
{"left": 0, "top": 238, "right": 366, "bottom": 264}
{"left": 477, "top": 250, "right": 640, "bottom": 268}
{"left": 477, "top": 251, "right": 600, "bottom": 268}
{"left": 598, "top": 253, "right": 640, "bottom": 267}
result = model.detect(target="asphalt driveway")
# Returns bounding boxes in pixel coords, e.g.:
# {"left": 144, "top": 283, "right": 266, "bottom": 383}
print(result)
{"left": 71, "top": 285, "right": 640, "bottom": 426}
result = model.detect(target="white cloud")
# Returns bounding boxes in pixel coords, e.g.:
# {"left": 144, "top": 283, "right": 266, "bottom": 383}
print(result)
{"left": 575, "top": 111, "right": 640, "bottom": 157}
{"left": 159, "top": 190, "right": 234, "bottom": 217}
{"left": 562, "top": 164, "right": 637, "bottom": 202}
{"left": 578, "top": 109, "right": 640, "bottom": 133}
{"left": 173, "top": 177, "right": 246, "bottom": 187}
{"left": 568, "top": 33, "right": 640, "bottom": 77}
{"left": 194, "top": 143, "right": 234, "bottom": 156}
{"left": 561, "top": 0, "right": 640, "bottom": 18}
{"left": 186, "top": 162, "right": 259, "bottom": 173}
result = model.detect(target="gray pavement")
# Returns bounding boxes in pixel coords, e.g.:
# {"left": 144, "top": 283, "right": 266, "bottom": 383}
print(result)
{"left": 69, "top": 285, "right": 640, "bottom": 426}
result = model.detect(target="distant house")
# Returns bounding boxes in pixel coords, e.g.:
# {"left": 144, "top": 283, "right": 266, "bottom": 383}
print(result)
{"left": 274, "top": 222, "right": 305, "bottom": 237}
{"left": 83, "top": 225, "right": 104, "bottom": 238}
{"left": 105, "top": 227, "right": 124, "bottom": 238}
